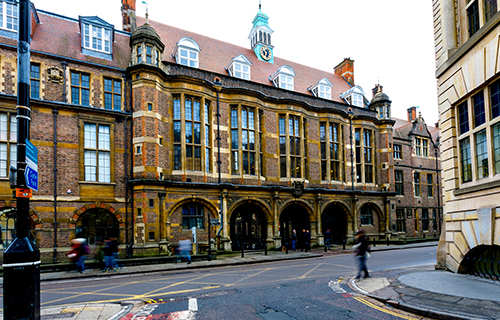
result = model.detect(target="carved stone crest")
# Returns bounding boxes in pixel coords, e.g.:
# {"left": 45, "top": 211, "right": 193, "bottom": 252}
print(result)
{"left": 47, "top": 66, "right": 63, "bottom": 83}
{"left": 292, "top": 180, "right": 304, "bottom": 198}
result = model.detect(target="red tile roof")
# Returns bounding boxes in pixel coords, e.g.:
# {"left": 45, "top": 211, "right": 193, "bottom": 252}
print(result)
{"left": 139, "top": 16, "right": 352, "bottom": 103}
{"left": 30, "top": 11, "right": 131, "bottom": 69}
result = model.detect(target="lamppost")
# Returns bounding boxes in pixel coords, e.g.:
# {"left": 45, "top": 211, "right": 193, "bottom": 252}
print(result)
{"left": 3, "top": 1, "right": 41, "bottom": 319}
{"left": 348, "top": 108, "right": 355, "bottom": 191}
{"left": 211, "top": 76, "right": 223, "bottom": 261}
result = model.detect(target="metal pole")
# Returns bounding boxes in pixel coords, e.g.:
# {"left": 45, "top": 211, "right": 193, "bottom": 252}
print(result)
{"left": 348, "top": 109, "right": 354, "bottom": 191}
{"left": 215, "top": 78, "right": 223, "bottom": 247}
{"left": 52, "top": 109, "right": 58, "bottom": 263}
{"left": 3, "top": 1, "right": 41, "bottom": 319}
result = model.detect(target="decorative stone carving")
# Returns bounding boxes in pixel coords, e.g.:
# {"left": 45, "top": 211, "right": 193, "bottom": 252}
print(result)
{"left": 47, "top": 66, "right": 63, "bottom": 83}
{"left": 292, "top": 180, "right": 304, "bottom": 198}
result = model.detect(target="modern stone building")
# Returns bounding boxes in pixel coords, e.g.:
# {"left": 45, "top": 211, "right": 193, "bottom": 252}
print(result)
{"left": 434, "top": 0, "right": 500, "bottom": 278}
{"left": 0, "top": 1, "right": 439, "bottom": 262}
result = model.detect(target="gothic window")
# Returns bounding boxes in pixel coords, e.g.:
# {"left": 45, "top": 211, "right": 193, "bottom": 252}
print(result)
{"left": 279, "top": 114, "right": 304, "bottom": 179}
{"left": 231, "top": 106, "right": 257, "bottom": 175}
{"left": 355, "top": 128, "right": 373, "bottom": 183}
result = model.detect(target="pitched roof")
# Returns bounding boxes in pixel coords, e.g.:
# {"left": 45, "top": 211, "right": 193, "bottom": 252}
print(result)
{"left": 138, "top": 16, "right": 353, "bottom": 104}
{"left": 30, "top": 10, "right": 130, "bottom": 70}
{"left": 393, "top": 116, "right": 439, "bottom": 144}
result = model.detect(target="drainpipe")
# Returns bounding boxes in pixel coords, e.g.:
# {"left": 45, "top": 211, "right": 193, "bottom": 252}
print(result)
{"left": 214, "top": 78, "right": 223, "bottom": 238}
{"left": 123, "top": 74, "right": 129, "bottom": 246}
{"left": 52, "top": 108, "right": 58, "bottom": 263}
{"left": 129, "top": 75, "right": 135, "bottom": 246}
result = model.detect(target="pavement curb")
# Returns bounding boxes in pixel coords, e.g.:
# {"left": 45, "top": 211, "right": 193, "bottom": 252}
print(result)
{"left": 350, "top": 278, "right": 495, "bottom": 320}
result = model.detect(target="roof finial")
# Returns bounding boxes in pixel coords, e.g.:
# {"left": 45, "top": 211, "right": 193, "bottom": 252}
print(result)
{"left": 259, "top": 0, "right": 262, "bottom": 10}
{"left": 142, "top": 1, "right": 149, "bottom": 22}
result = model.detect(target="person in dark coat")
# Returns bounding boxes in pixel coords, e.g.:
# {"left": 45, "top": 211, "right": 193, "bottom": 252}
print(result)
{"left": 304, "top": 229, "right": 311, "bottom": 252}
{"left": 291, "top": 229, "right": 297, "bottom": 252}
{"left": 324, "top": 229, "right": 332, "bottom": 250}
{"left": 354, "top": 229, "right": 370, "bottom": 279}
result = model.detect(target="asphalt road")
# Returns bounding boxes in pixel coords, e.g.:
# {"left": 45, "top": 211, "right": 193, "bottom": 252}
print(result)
{"left": 37, "top": 246, "right": 438, "bottom": 319}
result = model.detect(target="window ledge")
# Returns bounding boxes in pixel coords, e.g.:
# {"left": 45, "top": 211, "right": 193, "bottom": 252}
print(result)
{"left": 79, "top": 181, "right": 116, "bottom": 186}
{"left": 454, "top": 178, "right": 500, "bottom": 196}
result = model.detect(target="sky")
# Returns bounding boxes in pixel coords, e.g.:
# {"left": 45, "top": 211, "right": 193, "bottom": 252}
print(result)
{"left": 32, "top": 0, "right": 438, "bottom": 124}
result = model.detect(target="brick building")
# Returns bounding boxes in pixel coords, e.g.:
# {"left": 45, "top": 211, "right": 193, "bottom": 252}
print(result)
{"left": 392, "top": 107, "right": 441, "bottom": 239}
{"left": 0, "top": 1, "right": 438, "bottom": 261}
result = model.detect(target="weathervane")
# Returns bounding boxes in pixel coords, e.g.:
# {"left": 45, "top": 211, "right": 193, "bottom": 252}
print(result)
{"left": 142, "top": 0, "right": 149, "bottom": 20}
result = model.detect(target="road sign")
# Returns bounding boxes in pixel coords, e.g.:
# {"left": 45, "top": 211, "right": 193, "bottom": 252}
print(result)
{"left": 25, "top": 165, "right": 38, "bottom": 191}
{"left": 210, "top": 219, "right": 221, "bottom": 226}
{"left": 24, "top": 139, "right": 38, "bottom": 191}
{"left": 25, "top": 139, "right": 38, "bottom": 170}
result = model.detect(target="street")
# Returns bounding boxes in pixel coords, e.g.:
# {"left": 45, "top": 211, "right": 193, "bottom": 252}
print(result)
{"left": 24, "top": 246, "right": 438, "bottom": 319}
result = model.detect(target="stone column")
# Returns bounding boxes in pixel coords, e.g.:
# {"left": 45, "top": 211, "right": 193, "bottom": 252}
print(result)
{"left": 442, "top": 0, "right": 457, "bottom": 58}
{"left": 158, "top": 192, "right": 168, "bottom": 252}
{"left": 316, "top": 194, "right": 324, "bottom": 246}
{"left": 272, "top": 191, "right": 281, "bottom": 248}
{"left": 221, "top": 190, "right": 231, "bottom": 252}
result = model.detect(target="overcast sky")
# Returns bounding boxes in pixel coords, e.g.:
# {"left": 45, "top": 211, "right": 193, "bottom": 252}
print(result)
{"left": 33, "top": 0, "right": 438, "bottom": 124}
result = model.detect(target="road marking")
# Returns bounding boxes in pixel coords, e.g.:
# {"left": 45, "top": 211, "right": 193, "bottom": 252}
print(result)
{"left": 328, "top": 280, "right": 346, "bottom": 293}
{"left": 353, "top": 297, "right": 421, "bottom": 320}
{"left": 299, "top": 262, "right": 323, "bottom": 279}
{"left": 188, "top": 298, "right": 198, "bottom": 311}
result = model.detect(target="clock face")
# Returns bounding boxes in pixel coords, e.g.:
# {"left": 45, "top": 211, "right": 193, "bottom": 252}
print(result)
{"left": 260, "top": 46, "right": 272, "bottom": 61}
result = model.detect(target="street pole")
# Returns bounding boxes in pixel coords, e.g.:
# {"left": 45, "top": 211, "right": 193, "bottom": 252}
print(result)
{"left": 348, "top": 108, "right": 354, "bottom": 191}
{"left": 3, "top": 1, "right": 41, "bottom": 319}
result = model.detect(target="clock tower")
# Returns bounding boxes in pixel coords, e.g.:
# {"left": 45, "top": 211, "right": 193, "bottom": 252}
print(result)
{"left": 248, "top": 2, "right": 274, "bottom": 63}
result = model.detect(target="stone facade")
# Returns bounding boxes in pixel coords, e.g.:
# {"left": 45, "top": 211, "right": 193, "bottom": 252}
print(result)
{"left": 434, "top": 0, "right": 500, "bottom": 275}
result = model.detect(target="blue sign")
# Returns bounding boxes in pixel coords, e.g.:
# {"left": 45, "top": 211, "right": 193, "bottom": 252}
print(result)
{"left": 25, "top": 139, "right": 38, "bottom": 170}
{"left": 25, "top": 165, "right": 38, "bottom": 191}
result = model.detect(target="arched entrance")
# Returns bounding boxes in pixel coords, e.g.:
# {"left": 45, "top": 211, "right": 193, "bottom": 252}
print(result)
{"left": 321, "top": 203, "right": 347, "bottom": 245}
{"left": 230, "top": 203, "right": 267, "bottom": 250}
{"left": 76, "top": 208, "right": 119, "bottom": 245}
{"left": 280, "top": 203, "right": 310, "bottom": 249}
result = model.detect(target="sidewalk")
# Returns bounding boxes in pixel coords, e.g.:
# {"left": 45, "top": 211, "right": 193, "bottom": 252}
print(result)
{"left": 5, "top": 241, "right": 500, "bottom": 320}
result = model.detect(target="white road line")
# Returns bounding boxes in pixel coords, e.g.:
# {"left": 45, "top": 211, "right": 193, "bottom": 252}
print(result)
{"left": 189, "top": 298, "right": 198, "bottom": 311}
{"left": 328, "top": 280, "right": 346, "bottom": 293}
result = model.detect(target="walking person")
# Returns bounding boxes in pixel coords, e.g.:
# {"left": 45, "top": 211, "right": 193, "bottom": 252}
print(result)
{"left": 291, "top": 229, "right": 297, "bottom": 252}
{"left": 178, "top": 238, "right": 192, "bottom": 264}
{"left": 300, "top": 229, "right": 306, "bottom": 251}
{"left": 67, "top": 238, "right": 89, "bottom": 273}
{"left": 354, "top": 230, "right": 370, "bottom": 279}
{"left": 304, "top": 229, "right": 311, "bottom": 252}
{"left": 324, "top": 229, "right": 332, "bottom": 251}
{"left": 103, "top": 238, "right": 119, "bottom": 272}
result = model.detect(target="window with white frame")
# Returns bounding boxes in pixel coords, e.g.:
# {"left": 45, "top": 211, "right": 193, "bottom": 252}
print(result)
{"left": 83, "top": 23, "right": 111, "bottom": 54}
{"left": 352, "top": 93, "right": 363, "bottom": 107}
{"left": 0, "top": 112, "right": 16, "bottom": 178}
{"left": 84, "top": 123, "right": 111, "bottom": 183}
{"left": 310, "top": 78, "right": 332, "bottom": 100}
{"left": 175, "top": 37, "right": 200, "bottom": 68}
{"left": 0, "top": 1, "right": 18, "bottom": 32}
{"left": 271, "top": 65, "right": 295, "bottom": 91}
{"left": 341, "top": 86, "right": 365, "bottom": 107}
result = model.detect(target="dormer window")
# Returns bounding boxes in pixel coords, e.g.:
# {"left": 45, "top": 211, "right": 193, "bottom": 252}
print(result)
{"left": 0, "top": 1, "right": 18, "bottom": 32}
{"left": 174, "top": 37, "right": 200, "bottom": 68}
{"left": 79, "top": 16, "right": 114, "bottom": 60}
{"left": 309, "top": 78, "right": 332, "bottom": 100}
{"left": 340, "top": 85, "right": 365, "bottom": 107}
{"left": 270, "top": 65, "right": 295, "bottom": 91}
{"left": 227, "top": 55, "right": 252, "bottom": 80}
{"left": 83, "top": 23, "right": 111, "bottom": 53}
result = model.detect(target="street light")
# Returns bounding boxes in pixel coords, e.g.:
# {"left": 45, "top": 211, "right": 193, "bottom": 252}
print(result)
{"left": 348, "top": 108, "right": 355, "bottom": 191}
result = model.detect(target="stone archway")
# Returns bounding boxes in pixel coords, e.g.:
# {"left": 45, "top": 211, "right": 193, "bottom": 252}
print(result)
{"left": 459, "top": 245, "right": 500, "bottom": 280}
{"left": 279, "top": 201, "right": 313, "bottom": 249}
{"left": 75, "top": 208, "right": 119, "bottom": 245}
{"left": 321, "top": 203, "right": 348, "bottom": 245}
{"left": 229, "top": 202, "right": 268, "bottom": 251}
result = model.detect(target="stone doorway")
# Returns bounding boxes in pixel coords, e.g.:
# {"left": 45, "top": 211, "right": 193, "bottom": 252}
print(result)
{"left": 321, "top": 204, "right": 347, "bottom": 245}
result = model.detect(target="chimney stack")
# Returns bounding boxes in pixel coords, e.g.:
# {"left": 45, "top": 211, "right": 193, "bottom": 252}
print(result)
{"left": 334, "top": 58, "right": 354, "bottom": 85}
{"left": 407, "top": 107, "right": 417, "bottom": 122}
{"left": 121, "top": 0, "right": 137, "bottom": 32}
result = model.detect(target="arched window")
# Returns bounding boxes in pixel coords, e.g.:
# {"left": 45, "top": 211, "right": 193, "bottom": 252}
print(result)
{"left": 174, "top": 37, "right": 200, "bottom": 68}
{"left": 76, "top": 208, "right": 119, "bottom": 245}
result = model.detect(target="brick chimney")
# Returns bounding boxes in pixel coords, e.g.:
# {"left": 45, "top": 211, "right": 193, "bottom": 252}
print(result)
{"left": 407, "top": 107, "right": 417, "bottom": 122}
{"left": 121, "top": 0, "right": 137, "bottom": 32}
{"left": 372, "top": 84, "right": 383, "bottom": 98}
{"left": 334, "top": 58, "right": 354, "bottom": 85}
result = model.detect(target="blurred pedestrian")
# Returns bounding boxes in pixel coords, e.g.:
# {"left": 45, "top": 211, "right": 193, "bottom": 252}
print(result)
{"left": 103, "top": 238, "right": 119, "bottom": 272}
{"left": 354, "top": 230, "right": 370, "bottom": 279}
{"left": 304, "top": 229, "right": 311, "bottom": 252}
{"left": 178, "top": 238, "right": 192, "bottom": 264}
{"left": 325, "top": 229, "right": 332, "bottom": 251}
{"left": 67, "top": 238, "right": 89, "bottom": 273}
{"left": 300, "top": 229, "right": 306, "bottom": 251}
{"left": 93, "top": 241, "right": 105, "bottom": 270}
{"left": 291, "top": 229, "right": 297, "bottom": 252}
